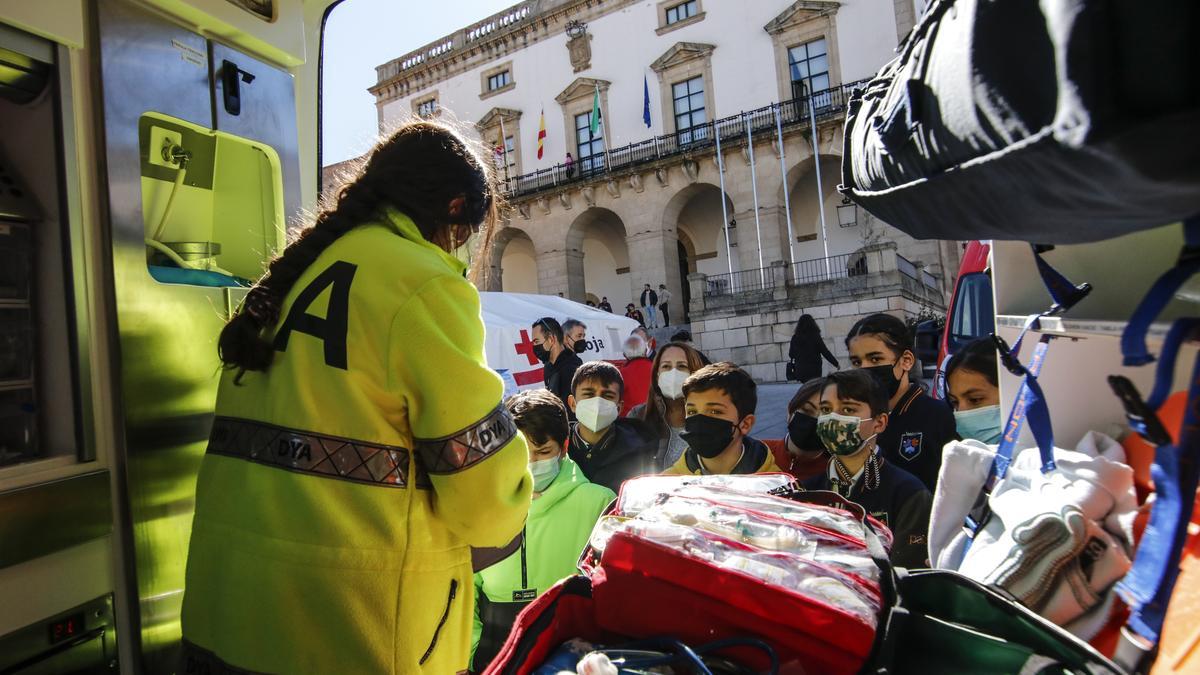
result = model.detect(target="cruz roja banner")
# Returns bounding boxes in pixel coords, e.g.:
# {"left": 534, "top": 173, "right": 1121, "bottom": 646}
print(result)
{"left": 479, "top": 292, "right": 642, "bottom": 393}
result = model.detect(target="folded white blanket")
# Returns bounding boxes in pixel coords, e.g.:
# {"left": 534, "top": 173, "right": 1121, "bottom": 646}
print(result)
{"left": 928, "top": 431, "right": 1137, "bottom": 639}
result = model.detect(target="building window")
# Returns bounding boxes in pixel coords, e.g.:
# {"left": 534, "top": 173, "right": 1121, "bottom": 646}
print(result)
{"left": 672, "top": 76, "right": 708, "bottom": 145}
{"left": 487, "top": 70, "right": 511, "bottom": 92}
{"left": 665, "top": 0, "right": 698, "bottom": 25}
{"left": 788, "top": 38, "right": 831, "bottom": 107}
{"left": 574, "top": 111, "right": 605, "bottom": 174}
{"left": 416, "top": 98, "right": 438, "bottom": 117}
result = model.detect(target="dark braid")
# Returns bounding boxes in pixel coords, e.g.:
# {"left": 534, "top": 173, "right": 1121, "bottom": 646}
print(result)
{"left": 218, "top": 120, "right": 500, "bottom": 380}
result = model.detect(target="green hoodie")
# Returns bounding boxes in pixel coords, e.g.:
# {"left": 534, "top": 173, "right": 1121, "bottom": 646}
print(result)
{"left": 471, "top": 456, "right": 614, "bottom": 669}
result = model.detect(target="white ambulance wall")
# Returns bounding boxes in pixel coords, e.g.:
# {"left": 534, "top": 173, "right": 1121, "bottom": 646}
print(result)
{"left": 990, "top": 224, "right": 1199, "bottom": 452}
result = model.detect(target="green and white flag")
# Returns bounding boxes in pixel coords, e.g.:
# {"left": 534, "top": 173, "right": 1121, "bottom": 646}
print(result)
{"left": 590, "top": 85, "right": 602, "bottom": 135}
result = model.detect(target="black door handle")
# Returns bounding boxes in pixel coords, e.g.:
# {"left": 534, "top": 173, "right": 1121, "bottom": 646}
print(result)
{"left": 221, "top": 59, "right": 256, "bottom": 116}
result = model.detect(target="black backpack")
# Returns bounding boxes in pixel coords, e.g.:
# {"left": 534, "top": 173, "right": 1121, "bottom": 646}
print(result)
{"left": 840, "top": 0, "right": 1200, "bottom": 244}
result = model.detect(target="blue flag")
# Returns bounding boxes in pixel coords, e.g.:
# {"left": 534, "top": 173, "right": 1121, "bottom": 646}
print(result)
{"left": 643, "top": 74, "right": 652, "bottom": 128}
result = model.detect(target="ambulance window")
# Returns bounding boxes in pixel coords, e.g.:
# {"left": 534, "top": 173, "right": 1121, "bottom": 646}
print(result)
{"left": 948, "top": 272, "right": 994, "bottom": 352}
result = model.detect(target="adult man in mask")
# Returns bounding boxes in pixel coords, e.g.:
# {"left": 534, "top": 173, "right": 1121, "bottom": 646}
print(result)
{"left": 531, "top": 317, "right": 582, "bottom": 409}
{"left": 562, "top": 319, "right": 588, "bottom": 356}
{"left": 566, "top": 361, "right": 658, "bottom": 492}
{"left": 664, "top": 362, "right": 782, "bottom": 475}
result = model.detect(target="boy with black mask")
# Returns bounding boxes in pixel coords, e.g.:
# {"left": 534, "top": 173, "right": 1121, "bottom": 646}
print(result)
{"left": 532, "top": 317, "right": 583, "bottom": 409}
{"left": 765, "top": 377, "right": 829, "bottom": 481}
{"left": 802, "top": 370, "right": 932, "bottom": 568}
{"left": 664, "top": 363, "right": 782, "bottom": 475}
{"left": 845, "top": 313, "right": 958, "bottom": 491}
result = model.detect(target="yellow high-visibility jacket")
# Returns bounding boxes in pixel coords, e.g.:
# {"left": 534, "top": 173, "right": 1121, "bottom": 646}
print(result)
{"left": 180, "top": 208, "right": 533, "bottom": 674}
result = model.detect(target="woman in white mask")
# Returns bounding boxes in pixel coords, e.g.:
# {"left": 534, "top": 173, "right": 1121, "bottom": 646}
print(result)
{"left": 801, "top": 370, "right": 933, "bottom": 568}
{"left": 944, "top": 337, "right": 1003, "bottom": 445}
{"left": 628, "top": 342, "right": 709, "bottom": 469}
{"left": 471, "top": 389, "right": 615, "bottom": 670}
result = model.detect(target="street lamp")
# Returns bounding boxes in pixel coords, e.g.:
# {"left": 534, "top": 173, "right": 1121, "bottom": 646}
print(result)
{"left": 837, "top": 197, "right": 857, "bottom": 228}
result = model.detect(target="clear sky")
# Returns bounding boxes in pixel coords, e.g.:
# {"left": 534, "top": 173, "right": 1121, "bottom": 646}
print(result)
{"left": 321, "top": 0, "right": 517, "bottom": 165}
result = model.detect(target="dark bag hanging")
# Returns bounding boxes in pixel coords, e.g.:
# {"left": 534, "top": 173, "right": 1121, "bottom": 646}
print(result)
{"left": 785, "top": 359, "right": 799, "bottom": 381}
{"left": 840, "top": 0, "right": 1200, "bottom": 244}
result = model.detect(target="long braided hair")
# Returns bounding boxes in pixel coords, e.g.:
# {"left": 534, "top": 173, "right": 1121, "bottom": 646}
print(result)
{"left": 218, "top": 120, "right": 501, "bottom": 379}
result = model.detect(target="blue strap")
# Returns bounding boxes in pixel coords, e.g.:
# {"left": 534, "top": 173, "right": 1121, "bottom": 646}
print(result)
{"left": 989, "top": 336, "right": 1056, "bottom": 487}
{"left": 1031, "top": 244, "right": 1092, "bottom": 315}
{"left": 1117, "top": 322, "right": 1200, "bottom": 651}
{"left": 1121, "top": 217, "right": 1200, "bottom": 367}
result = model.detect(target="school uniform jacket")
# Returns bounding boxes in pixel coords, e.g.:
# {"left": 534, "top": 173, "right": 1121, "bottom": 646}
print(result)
{"left": 180, "top": 209, "right": 533, "bottom": 674}
{"left": 877, "top": 383, "right": 959, "bottom": 492}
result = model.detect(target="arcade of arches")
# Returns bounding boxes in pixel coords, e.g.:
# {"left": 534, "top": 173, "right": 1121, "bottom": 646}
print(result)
{"left": 486, "top": 125, "right": 956, "bottom": 327}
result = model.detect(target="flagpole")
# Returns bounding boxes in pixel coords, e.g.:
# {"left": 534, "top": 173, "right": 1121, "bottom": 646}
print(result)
{"left": 745, "top": 114, "right": 765, "bottom": 288}
{"left": 775, "top": 103, "right": 796, "bottom": 269}
{"left": 715, "top": 122, "right": 734, "bottom": 280}
{"left": 805, "top": 81, "right": 832, "bottom": 277}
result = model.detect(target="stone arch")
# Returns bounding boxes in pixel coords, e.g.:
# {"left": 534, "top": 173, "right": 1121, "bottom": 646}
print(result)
{"left": 491, "top": 225, "right": 538, "bottom": 293}
{"left": 778, "top": 153, "right": 846, "bottom": 262}
{"left": 663, "top": 182, "right": 737, "bottom": 278}
{"left": 566, "top": 207, "right": 631, "bottom": 306}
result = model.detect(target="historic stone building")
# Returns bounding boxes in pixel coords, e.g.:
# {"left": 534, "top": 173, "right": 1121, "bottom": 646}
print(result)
{"left": 368, "top": 0, "right": 957, "bottom": 381}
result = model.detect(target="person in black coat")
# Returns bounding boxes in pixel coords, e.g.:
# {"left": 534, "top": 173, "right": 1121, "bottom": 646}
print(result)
{"left": 788, "top": 314, "right": 839, "bottom": 381}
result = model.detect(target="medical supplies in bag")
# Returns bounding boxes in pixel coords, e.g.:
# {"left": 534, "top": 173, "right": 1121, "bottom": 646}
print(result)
{"left": 927, "top": 432, "right": 1137, "bottom": 639}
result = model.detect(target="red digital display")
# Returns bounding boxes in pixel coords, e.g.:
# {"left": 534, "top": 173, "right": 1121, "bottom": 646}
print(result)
{"left": 47, "top": 612, "right": 85, "bottom": 644}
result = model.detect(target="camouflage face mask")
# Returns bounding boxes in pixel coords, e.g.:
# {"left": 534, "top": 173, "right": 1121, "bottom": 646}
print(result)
{"left": 816, "top": 412, "right": 877, "bottom": 456}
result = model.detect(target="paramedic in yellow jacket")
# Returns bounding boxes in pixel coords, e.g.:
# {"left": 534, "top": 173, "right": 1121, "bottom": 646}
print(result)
{"left": 180, "top": 121, "right": 533, "bottom": 674}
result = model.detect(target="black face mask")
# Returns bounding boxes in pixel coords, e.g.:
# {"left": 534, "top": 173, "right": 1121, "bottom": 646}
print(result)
{"left": 572, "top": 340, "right": 587, "bottom": 354}
{"left": 787, "top": 412, "right": 823, "bottom": 453}
{"left": 681, "top": 414, "right": 739, "bottom": 459}
{"left": 533, "top": 343, "right": 551, "bottom": 363}
{"left": 864, "top": 363, "right": 902, "bottom": 398}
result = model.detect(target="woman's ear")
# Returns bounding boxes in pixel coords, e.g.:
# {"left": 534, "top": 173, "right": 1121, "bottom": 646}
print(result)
{"left": 448, "top": 194, "right": 467, "bottom": 218}
{"left": 898, "top": 349, "right": 916, "bottom": 374}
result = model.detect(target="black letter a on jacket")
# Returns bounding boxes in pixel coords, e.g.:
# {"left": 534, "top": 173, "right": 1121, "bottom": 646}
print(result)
{"left": 272, "top": 261, "right": 358, "bottom": 369}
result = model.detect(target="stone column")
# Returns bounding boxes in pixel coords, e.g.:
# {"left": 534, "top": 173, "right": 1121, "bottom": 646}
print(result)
{"left": 536, "top": 249, "right": 585, "bottom": 299}
{"left": 625, "top": 228, "right": 683, "bottom": 328}
{"left": 688, "top": 272, "right": 708, "bottom": 315}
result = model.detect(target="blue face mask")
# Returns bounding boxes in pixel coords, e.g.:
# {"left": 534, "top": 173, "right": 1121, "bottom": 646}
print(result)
{"left": 954, "top": 404, "right": 1003, "bottom": 444}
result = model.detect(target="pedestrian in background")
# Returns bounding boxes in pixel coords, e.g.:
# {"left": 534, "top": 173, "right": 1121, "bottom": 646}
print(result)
{"left": 625, "top": 303, "right": 645, "bottom": 327}
{"left": 788, "top": 313, "right": 839, "bottom": 382}
{"left": 640, "top": 283, "right": 659, "bottom": 328}
{"left": 657, "top": 284, "right": 673, "bottom": 327}
{"left": 599, "top": 296, "right": 613, "bottom": 312}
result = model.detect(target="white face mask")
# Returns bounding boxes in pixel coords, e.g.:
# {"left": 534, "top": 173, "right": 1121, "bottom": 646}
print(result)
{"left": 575, "top": 396, "right": 619, "bottom": 433}
{"left": 529, "top": 455, "right": 562, "bottom": 493}
{"left": 658, "top": 369, "right": 690, "bottom": 400}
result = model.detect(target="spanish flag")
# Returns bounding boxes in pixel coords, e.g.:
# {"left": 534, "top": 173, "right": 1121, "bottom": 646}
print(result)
{"left": 536, "top": 108, "right": 546, "bottom": 160}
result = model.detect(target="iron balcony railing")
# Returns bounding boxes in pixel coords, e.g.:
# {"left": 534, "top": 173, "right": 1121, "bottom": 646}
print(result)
{"left": 704, "top": 267, "right": 776, "bottom": 298}
{"left": 502, "top": 79, "right": 869, "bottom": 199}
{"left": 791, "top": 253, "right": 868, "bottom": 286}
{"left": 704, "top": 252, "right": 870, "bottom": 299}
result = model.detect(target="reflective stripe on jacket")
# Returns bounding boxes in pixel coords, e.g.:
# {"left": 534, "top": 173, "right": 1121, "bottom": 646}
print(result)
{"left": 181, "top": 209, "right": 533, "bottom": 674}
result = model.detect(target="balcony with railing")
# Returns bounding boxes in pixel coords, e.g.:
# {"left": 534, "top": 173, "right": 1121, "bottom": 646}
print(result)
{"left": 688, "top": 243, "right": 947, "bottom": 317}
{"left": 502, "top": 79, "right": 868, "bottom": 200}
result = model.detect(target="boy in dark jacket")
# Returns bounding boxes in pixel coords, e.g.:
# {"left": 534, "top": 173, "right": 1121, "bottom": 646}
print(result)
{"left": 803, "top": 369, "right": 932, "bottom": 568}
{"left": 568, "top": 361, "right": 659, "bottom": 492}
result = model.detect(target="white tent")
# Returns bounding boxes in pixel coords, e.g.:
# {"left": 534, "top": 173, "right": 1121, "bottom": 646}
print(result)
{"left": 479, "top": 292, "right": 641, "bottom": 392}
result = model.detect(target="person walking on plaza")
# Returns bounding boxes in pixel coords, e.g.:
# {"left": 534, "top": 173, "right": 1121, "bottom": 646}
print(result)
{"left": 640, "top": 283, "right": 659, "bottom": 328}
{"left": 181, "top": 120, "right": 532, "bottom": 674}
{"left": 788, "top": 314, "right": 839, "bottom": 382}
{"left": 658, "top": 284, "right": 673, "bottom": 327}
